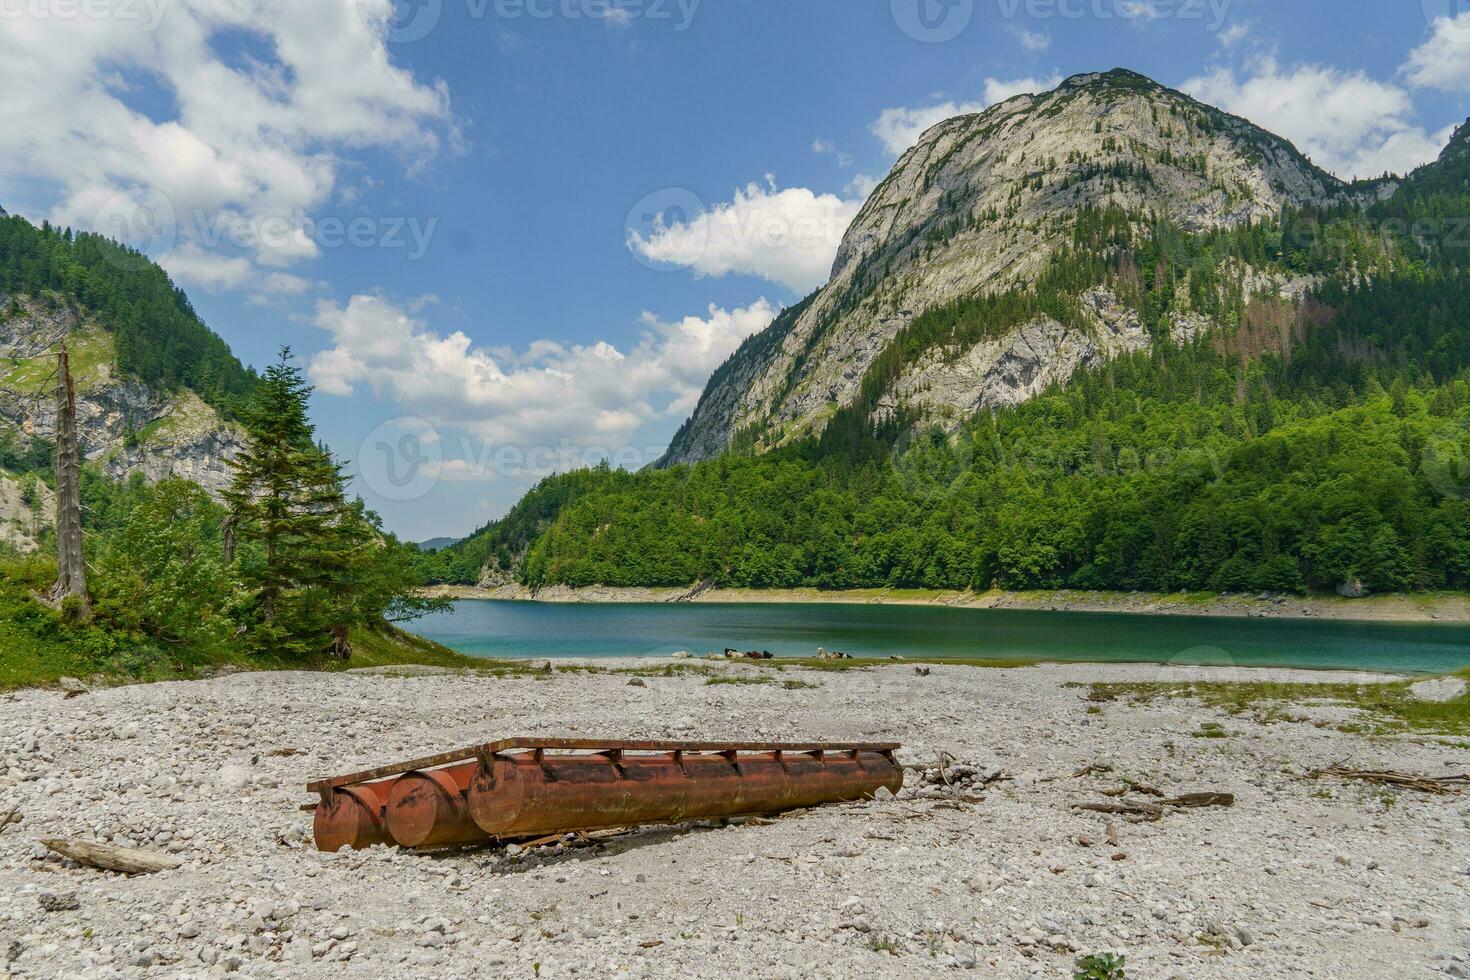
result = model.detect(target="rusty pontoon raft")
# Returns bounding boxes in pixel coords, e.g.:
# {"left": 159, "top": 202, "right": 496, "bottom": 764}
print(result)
{"left": 308, "top": 738, "right": 903, "bottom": 852}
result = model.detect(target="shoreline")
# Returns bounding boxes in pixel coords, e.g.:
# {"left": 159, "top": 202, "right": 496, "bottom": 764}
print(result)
{"left": 420, "top": 584, "right": 1470, "bottom": 625}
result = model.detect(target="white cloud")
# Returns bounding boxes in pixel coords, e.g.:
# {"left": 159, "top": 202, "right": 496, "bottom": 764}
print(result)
{"left": 0, "top": 0, "right": 453, "bottom": 291}
{"left": 599, "top": 6, "right": 634, "bottom": 28}
{"left": 846, "top": 174, "right": 881, "bottom": 200}
{"left": 1010, "top": 27, "right": 1050, "bottom": 52}
{"left": 309, "top": 294, "right": 779, "bottom": 449}
{"left": 812, "top": 139, "right": 853, "bottom": 167}
{"left": 1116, "top": 0, "right": 1161, "bottom": 19}
{"left": 159, "top": 243, "right": 253, "bottom": 292}
{"left": 871, "top": 76, "right": 1062, "bottom": 156}
{"left": 983, "top": 75, "right": 1063, "bottom": 106}
{"left": 1218, "top": 23, "right": 1250, "bottom": 48}
{"left": 1182, "top": 59, "right": 1451, "bottom": 180}
{"left": 627, "top": 177, "right": 862, "bottom": 293}
{"left": 1404, "top": 13, "right": 1470, "bottom": 92}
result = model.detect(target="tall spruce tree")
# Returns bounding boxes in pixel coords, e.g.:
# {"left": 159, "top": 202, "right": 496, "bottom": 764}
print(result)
{"left": 224, "top": 348, "right": 363, "bottom": 657}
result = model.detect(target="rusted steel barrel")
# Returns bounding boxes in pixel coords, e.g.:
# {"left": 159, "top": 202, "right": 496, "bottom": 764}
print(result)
{"left": 385, "top": 763, "right": 490, "bottom": 849}
{"left": 466, "top": 747, "right": 902, "bottom": 839}
{"left": 313, "top": 779, "right": 395, "bottom": 852}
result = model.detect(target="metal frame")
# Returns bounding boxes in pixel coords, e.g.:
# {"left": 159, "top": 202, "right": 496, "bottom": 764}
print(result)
{"left": 307, "top": 737, "right": 900, "bottom": 794}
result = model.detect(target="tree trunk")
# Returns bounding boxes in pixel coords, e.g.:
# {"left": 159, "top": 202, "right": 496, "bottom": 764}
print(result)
{"left": 52, "top": 343, "right": 90, "bottom": 619}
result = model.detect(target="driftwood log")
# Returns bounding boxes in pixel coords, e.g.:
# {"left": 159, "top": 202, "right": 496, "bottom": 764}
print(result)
{"left": 41, "top": 839, "right": 184, "bottom": 875}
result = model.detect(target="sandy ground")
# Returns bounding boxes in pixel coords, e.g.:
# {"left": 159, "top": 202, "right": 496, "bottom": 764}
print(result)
{"left": 427, "top": 584, "right": 1470, "bottom": 624}
{"left": 2, "top": 660, "right": 1469, "bottom": 979}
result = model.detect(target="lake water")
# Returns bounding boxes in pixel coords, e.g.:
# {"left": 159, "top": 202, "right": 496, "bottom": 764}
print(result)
{"left": 409, "top": 600, "right": 1470, "bottom": 675}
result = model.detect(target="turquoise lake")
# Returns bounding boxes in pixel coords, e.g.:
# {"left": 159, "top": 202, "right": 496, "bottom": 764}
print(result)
{"left": 409, "top": 600, "right": 1470, "bottom": 674}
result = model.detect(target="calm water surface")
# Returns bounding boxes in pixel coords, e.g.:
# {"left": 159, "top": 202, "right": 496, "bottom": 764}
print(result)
{"left": 410, "top": 600, "right": 1470, "bottom": 674}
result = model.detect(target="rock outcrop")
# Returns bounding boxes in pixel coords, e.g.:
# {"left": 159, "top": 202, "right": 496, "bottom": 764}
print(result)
{"left": 0, "top": 295, "right": 243, "bottom": 512}
{"left": 662, "top": 69, "right": 1358, "bottom": 465}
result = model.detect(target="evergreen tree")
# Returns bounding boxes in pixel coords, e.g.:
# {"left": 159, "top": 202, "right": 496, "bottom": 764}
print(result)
{"left": 224, "top": 349, "right": 363, "bottom": 657}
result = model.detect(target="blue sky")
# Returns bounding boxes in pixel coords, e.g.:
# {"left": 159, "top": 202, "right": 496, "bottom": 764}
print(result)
{"left": 2, "top": 0, "right": 1468, "bottom": 539}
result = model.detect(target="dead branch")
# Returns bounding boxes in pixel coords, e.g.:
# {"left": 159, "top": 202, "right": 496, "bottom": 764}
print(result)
{"left": 1311, "top": 766, "right": 1466, "bottom": 796}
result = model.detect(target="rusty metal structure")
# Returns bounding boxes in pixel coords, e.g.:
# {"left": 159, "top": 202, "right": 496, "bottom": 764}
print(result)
{"left": 309, "top": 738, "right": 902, "bottom": 852}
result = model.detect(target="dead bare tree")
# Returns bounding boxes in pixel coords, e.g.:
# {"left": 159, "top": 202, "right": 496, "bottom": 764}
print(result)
{"left": 51, "top": 341, "right": 90, "bottom": 619}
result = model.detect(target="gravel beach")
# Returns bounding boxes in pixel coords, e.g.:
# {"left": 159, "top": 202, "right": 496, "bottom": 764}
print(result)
{"left": 2, "top": 661, "right": 1468, "bottom": 979}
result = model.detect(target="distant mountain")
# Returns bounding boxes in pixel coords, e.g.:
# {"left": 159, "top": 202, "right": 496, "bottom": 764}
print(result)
{"left": 416, "top": 537, "right": 460, "bottom": 552}
{"left": 663, "top": 69, "right": 1366, "bottom": 465}
{"left": 433, "top": 69, "right": 1470, "bottom": 599}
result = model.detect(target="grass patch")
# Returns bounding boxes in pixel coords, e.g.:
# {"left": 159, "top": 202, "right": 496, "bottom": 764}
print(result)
{"left": 755, "top": 655, "right": 1040, "bottom": 672}
{"left": 705, "top": 675, "right": 773, "bottom": 687}
{"left": 0, "top": 322, "right": 115, "bottom": 395}
{"left": 1090, "top": 671, "right": 1470, "bottom": 736}
{"left": 782, "top": 679, "right": 820, "bottom": 690}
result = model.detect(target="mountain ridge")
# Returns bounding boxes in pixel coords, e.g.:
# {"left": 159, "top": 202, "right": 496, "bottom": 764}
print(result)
{"left": 660, "top": 68, "right": 1392, "bottom": 466}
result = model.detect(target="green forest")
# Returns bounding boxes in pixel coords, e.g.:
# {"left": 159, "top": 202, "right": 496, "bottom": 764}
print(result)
{"left": 0, "top": 214, "right": 258, "bottom": 415}
{"left": 428, "top": 123, "right": 1470, "bottom": 597}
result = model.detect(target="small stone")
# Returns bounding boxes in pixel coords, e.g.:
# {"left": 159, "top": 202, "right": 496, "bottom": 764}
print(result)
{"left": 38, "top": 891, "right": 80, "bottom": 913}
{"left": 1409, "top": 678, "right": 1467, "bottom": 703}
{"left": 218, "top": 765, "right": 251, "bottom": 791}
{"left": 873, "top": 786, "right": 894, "bottom": 801}
{"left": 627, "top": 678, "right": 646, "bottom": 688}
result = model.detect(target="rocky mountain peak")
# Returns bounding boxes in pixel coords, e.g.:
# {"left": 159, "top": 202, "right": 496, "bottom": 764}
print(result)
{"left": 662, "top": 68, "right": 1353, "bottom": 466}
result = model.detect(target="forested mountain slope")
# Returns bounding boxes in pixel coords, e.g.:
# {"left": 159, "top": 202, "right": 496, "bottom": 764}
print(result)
{"left": 432, "top": 72, "right": 1470, "bottom": 597}
{"left": 0, "top": 212, "right": 255, "bottom": 550}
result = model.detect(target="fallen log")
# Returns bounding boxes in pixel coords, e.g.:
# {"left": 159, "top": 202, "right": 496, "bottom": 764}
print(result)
{"left": 41, "top": 840, "right": 183, "bottom": 875}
